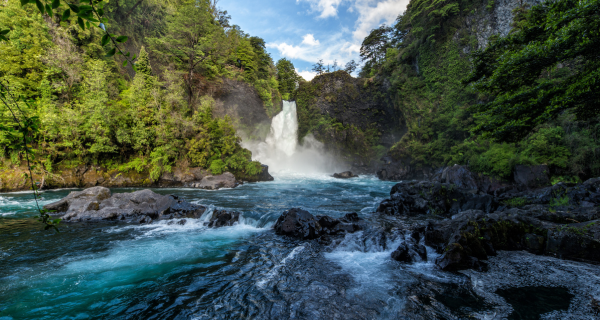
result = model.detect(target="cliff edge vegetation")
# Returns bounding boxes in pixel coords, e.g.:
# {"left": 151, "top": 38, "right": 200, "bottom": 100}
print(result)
{"left": 363, "top": 0, "right": 600, "bottom": 182}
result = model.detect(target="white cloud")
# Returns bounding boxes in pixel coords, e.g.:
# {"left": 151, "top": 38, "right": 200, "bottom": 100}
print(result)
{"left": 297, "top": 0, "right": 345, "bottom": 18}
{"left": 351, "top": 0, "right": 408, "bottom": 41}
{"left": 302, "top": 34, "right": 320, "bottom": 46}
{"left": 296, "top": 68, "right": 317, "bottom": 81}
{"left": 267, "top": 1, "right": 408, "bottom": 77}
{"left": 267, "top": 33, "right": 358, "bottom": 66}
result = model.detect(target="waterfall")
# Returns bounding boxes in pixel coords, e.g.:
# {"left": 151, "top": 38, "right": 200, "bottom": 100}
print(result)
{"left": 265, "top": 101, "right": 298, "bottom": 157}
{"left": 242, "top": 100, "right": 341, "bottom": 174}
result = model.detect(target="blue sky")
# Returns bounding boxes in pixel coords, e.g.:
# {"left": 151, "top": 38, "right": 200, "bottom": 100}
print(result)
{"left": 219, "top": 0, "right": 409, "bottom": 80}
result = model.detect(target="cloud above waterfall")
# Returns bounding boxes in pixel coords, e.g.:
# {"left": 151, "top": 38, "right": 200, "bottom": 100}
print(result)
{"left": 302, "top": 34, "right": 321, "bottom": 46}
{"left": 219, "top": 0, "right": 409, "bottom": 76}
{"left": 298, "top": 0, "right": 345, "bottom": 18}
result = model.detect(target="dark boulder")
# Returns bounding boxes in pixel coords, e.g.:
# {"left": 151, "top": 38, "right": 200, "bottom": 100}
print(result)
{"left": 340, "top": 212, "right": 360, "bottom": 222}
{"left": 437, "top": 165, "right": 479, "bottom": 193}
{"left": 376, "top": 181, "right": 499, "bottom": 217}
{"left": 274, "top": 209, "right": 361, "bottom": 239}
{"left": 513, "top": 165, "right": 550, "bottom": 189}
{"left": 333, "top": 171, "right": 358, "bottom": 179}
{"left": 391, "top": 238, "right": 427, "bottom": 263}
{"left": 207, "top": 210, "right": 240, "bottom": 228}
{"left": 257, "top": 165, "right": 274, "bottom": 182}
{"left": 376, "top": 156, "right": 435, "bottom": 181}
{"left": 274, "top": 208, "right": 322, "bottom": 239}
{"left": 44, "top": 187, "right": 206, "bottom": 223}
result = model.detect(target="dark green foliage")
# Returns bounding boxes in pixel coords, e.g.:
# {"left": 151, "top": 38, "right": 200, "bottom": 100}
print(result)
{"left": 276, "top": 58, "right": 300, "bottom": 100}
{"left": 466, "top": 0, "right": 600, "bottom": 142}
{"left": 364, "top": 0, "right": 600, "bottom": 181}
{"left": 0, "top": 0, "right": 272, "bottom": 185}
{"left": 312, "top": 59, "right": 325, "bottom": 75}
{"left": 359, "top": 25, "right": 391, "bottom": 76}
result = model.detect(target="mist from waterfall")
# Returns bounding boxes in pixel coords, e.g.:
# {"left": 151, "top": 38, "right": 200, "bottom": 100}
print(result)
{"left": 242, "top": 101, "right": 342, "bottom": 174}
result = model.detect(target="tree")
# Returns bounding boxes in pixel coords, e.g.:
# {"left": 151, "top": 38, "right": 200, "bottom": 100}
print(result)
{"left": 360, "top": 25, "right": 391, "bottom": 66}
{"left": 149, "top": 0, "right": 228, "bottom": 107}
{"left": 276, "top": 58, "right": 299, "bottom": 100}
{"left": 344, "top": 60, "right": 358, "bottom": 75}
{"left": 466, "top": 0, "right": 600, "bottom": 142}
{"left": 312, "top": 59, "right": 325, "bottom": 75}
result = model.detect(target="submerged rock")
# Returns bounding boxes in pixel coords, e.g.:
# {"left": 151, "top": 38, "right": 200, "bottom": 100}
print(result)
{"left": 273, "top": 208, "right": 361, "bottom": 239}
{"left": 191, "top": 172, "right": 239, "bottom": 190}
{"left": 44, "top": 187, "right": 206, "bottom": 223}
{"left": 332, "top": 171, "right": 358, "bottom": 179}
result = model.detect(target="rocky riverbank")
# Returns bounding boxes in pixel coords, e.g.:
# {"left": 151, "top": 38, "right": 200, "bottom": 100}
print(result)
{"left": 0, "top": 164, "right": 273, "bottom": 192}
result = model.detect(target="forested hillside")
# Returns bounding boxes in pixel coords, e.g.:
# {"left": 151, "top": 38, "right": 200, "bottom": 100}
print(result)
{"left": 360, "top": 0, "right": 600, "bottom": 182}
{"left": 0, "top": 0, "right": 285, "bottom": 186}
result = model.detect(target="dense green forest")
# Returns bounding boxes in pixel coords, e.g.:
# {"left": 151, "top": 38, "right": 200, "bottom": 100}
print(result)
{"left": 1, "top": 0, "right": 598, "bottom": 187}
{"left": 358, "top": 0, "right": 600, "bottom": 182}
{"left": 0, "top": 0, "right": 296, "bottom": 180}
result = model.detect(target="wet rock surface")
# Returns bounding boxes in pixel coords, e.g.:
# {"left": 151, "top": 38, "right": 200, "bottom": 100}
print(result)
{"left": 206, "top": 210, "right": 240, "bottom": 228}
{"left": 332, "top": 171, "right": 358, "bottom": 179}
{"left": 44, "top": 187, "right": 206, "bottom": 223}
{"left": 377, "top": 178, "right": 600, "bottom": 271}
{"left": 273, "top": 208, "right": 361, "bottom": 239}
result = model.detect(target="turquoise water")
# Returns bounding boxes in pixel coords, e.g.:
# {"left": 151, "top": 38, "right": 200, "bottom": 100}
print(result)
{"left": 0, "top": 174, "right": 402, "bottom": 319}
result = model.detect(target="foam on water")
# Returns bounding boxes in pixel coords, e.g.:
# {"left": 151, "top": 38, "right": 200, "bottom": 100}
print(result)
{"left": 243, "top": 101, "right": 343, "bottom": 174}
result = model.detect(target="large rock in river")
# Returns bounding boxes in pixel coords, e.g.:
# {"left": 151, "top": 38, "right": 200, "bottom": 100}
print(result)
{"left": 191, "top": 172, "right": 239, "bottom": 190}
{"left": 273, "top": 208, "right": 361, "bottom": 239}
{"left": 333, "top": 171, "right": 358, "bottom": 179}
{"left": 44, "top": 187, "right": 206, "bottom": 223}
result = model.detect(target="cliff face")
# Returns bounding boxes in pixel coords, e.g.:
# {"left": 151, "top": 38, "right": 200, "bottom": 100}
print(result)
{"left": 294, "top": 71, "right": 405, "bottom": 172}
{"left": 466, "top": 0, "right": 544, "bottom": 50}
{"left": 376, "top": 0, "right": 547, "bottom": 181}
{"left": 212, "top": 78, "right": 274, "bottom": 141}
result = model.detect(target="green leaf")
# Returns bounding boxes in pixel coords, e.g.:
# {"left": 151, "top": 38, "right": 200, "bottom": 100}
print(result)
{"left": 101, "top": 34, "right": 110, "bottom": 46}
{"left": 45, "top": 4, "right": 53, "bottom": 17}
{"left": 62, "top": 9, "right": 70, "bottom": 20}
{"left": 115, "top": 36, "right": 128, "bottom": 43}
{"left": 20, "top": 0, "right": 28, "bottom": 6}
{"left": 78, "top": 5, "right": 92, "bottom": 12}
{"left": 35, "top": 0, "right": 44, "bottom": 14}
{"left": 77, "top": 17, "right": 85, "bottom": 29}
{"left": 0, "top": 29, "right": 9, "bottom": 35}
{"left": 0, "top": 35, "right": 7, "bottom": 42}
{"left": 98, "top": 8, "right": 104, "bottom": 16}
{"left": 123, "top": 60, "right": 128, "bottom": 67}
{"left": 52, "top": 0, "right": 60, "bottom": 9}
{"left": 105, "top": 48, "right": 116, "bottom": 57}
{"left": 68, "top": 3, "right": 79, "bottom": 13}
{"left": 86, "top": 21, "right": 90, "bottom": 29}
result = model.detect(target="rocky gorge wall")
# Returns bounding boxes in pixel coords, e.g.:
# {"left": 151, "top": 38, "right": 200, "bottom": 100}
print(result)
{"left": 212, "top": 78, "right": 276, "bottom": 141}
{"left": 294, "top": 71, "right": 405, "bottom": 173}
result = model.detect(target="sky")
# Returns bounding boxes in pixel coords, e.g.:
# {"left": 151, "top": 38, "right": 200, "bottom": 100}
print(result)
{"left": 219, "top": 0, "right": 410, "bottom": 80}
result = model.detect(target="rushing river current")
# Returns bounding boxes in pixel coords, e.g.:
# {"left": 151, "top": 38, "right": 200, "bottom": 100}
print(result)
{"left": 3, "top": 173, "right": 597, "bottom": 320}
{"left": 0, "top": 174, "right": 416, "bottom": 319}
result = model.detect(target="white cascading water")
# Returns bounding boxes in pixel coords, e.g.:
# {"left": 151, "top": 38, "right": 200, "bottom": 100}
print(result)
{"left": 265, "top": 101, "right": 298, "bottom": 157}
{"left": 243, "top": 101, "right": 341, "bottom": 174}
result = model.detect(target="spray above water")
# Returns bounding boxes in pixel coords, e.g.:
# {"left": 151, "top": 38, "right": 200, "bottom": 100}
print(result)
{"left": 243, "top": 101, "right": 342, "bottom": 174}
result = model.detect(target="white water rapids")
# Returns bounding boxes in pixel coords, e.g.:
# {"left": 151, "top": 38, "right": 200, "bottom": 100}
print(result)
{"left": 243, "top": 101, "right": 342, "bottom": 174}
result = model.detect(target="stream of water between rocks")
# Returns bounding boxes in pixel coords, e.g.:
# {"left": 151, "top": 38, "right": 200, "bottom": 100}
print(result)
{"left": 1, "top": 173, "right": 599, "bottom": 319}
